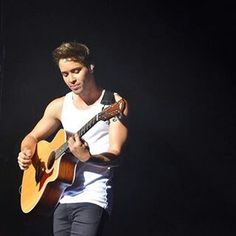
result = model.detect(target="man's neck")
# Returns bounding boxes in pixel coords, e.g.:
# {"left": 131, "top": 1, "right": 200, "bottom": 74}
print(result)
{"left": 72, "top": 87, "right": 103, "bottom": 108}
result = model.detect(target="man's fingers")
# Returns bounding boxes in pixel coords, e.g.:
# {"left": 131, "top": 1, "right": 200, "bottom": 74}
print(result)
{"left": 17, "top": 150, "right": 32, "bottom": 171}
{"left": 24, "top": 149, "right": 32, "bottom": 157}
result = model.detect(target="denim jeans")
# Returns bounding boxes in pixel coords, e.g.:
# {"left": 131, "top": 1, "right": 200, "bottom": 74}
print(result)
{"left": 53, "top": 202, "right": 108, "bottom": 236}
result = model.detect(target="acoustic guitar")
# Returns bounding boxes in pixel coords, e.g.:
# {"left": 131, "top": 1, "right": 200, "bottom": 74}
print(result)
{"left": 20, "top": 99, "right": 125, "bottom": 215}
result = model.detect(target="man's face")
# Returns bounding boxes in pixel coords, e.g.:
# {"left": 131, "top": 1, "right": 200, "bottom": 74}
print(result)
{"left": 59, "top": 58, "right": 91, "bottom": 94}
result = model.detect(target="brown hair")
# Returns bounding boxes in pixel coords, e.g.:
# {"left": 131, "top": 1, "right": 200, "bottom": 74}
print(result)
{"left": 52, "top": 42, "right": 91, "bottom": 66}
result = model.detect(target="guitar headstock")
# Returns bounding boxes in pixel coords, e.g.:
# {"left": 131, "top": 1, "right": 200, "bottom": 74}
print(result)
{"left": 99, "top": 99, "right": 126, "bottom": 121}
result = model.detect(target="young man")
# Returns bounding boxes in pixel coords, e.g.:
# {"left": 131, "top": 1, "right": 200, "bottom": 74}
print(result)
{"left": 17, "top": 42, "right": 128, "bottom": 236}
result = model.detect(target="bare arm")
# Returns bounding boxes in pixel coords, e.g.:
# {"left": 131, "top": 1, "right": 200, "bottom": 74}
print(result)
{"left": 68, "top": 96, "right": 128, "bottom": 167}
{"left": 18, "top": 98, "right": 63, "bottom": 170}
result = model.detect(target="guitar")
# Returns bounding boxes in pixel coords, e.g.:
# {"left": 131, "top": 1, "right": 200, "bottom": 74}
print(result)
{"left": 20, "top": 98, "right": 125, "bottom": 215}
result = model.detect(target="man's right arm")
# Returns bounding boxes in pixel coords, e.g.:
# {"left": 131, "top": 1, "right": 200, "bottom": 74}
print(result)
{"left": 17, "top": 97, "right": 63, "bottom": 170}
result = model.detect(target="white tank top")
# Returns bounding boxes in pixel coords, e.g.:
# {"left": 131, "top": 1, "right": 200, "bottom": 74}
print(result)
{"left": 59, "top": 90, "right": 114, "bottom": 212}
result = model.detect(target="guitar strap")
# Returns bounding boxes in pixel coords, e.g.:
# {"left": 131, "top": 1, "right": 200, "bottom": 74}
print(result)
{"left": 100, "top": 90, "right": 115, "bottom": 106}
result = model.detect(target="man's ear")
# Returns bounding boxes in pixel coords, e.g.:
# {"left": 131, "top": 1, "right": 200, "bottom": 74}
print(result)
{"left": 90, "top": 64, "right": 95, "bottom": 72}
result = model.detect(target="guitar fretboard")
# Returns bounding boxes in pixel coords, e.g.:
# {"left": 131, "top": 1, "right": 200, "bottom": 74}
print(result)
{"left": 54, "top": 113, "right": 100, "bottom": 159}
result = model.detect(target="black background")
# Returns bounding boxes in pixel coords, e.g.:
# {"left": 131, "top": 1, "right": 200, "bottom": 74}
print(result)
{"left": 0, "top": 0, "right": 235, "bottom": 235}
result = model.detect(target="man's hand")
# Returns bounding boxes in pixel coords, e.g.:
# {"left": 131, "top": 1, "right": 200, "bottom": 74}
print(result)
{"left": 17, "top": 149, "right": 33, "bottom": 170}
{"left": 67, "top": 134, "right": 91, "bottom": 162}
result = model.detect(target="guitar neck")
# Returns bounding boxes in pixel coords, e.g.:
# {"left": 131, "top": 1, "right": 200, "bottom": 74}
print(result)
{"left": 55, "top": 113, "right": 101, "bottom": 158}
{"left": 77, "top": 113, "right": 99, "bottom": 137}
{"left": 53, "top": 98, "right": 125, "bottom": 159}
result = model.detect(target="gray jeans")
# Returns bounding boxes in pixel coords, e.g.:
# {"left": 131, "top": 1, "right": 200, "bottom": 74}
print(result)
{"left": 53, "top": 202, "right": 108, "bottom": 236}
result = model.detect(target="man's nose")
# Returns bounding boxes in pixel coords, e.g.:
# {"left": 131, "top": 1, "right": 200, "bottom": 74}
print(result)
{"left": 68, "top": 73, "right": 76, "bottom": 83}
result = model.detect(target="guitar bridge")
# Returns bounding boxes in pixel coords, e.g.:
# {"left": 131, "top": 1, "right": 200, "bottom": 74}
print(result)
{"left": 35, "top": 161, "right": 46, "bottom": 184}
{"left": 47, "top": 151, "right": 56, "bottom": 169}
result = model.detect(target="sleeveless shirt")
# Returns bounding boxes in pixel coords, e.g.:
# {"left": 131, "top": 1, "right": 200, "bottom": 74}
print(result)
{"left": 59, "top": 90, "right": 114, "bottom": 213}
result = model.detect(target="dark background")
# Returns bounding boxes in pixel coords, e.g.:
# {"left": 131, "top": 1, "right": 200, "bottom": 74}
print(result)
{"left": 0, "top": 0, "right": 235, "bottom": 235}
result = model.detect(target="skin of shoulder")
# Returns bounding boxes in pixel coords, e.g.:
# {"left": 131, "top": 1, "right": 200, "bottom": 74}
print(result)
{"left": 27, "top": 96, "right": 65, "bottom": 142}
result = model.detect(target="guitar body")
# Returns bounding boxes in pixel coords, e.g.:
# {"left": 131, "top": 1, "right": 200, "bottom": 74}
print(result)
{"left": 20, "top": 129, "right": 78, "bottom": 215}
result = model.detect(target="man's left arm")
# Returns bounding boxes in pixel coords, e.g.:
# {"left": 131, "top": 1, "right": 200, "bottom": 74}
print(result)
{"left": 87, "top": 99, "right": 128, "bottom": 167}
{"left": 68, "top": 99, "right": 128, "bottom": 167}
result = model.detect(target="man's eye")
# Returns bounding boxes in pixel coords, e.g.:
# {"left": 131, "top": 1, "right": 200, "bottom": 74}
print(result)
{"left": 62, "top": 73, "right": 68, "bottom": 77}
{"left": 74, "top": 69, "right": 80, "bottom": 73}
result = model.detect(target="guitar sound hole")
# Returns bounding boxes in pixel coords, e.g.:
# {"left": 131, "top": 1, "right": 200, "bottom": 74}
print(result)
{"left": 47, "top": 151, "right": 56, "bottom": 169}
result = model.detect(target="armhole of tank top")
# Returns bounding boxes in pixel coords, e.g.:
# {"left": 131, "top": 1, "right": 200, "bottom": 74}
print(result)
{"left": 61, "top": 92, "right": 72, "bottom": 123}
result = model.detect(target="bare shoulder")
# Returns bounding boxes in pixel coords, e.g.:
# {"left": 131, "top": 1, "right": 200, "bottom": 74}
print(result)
{"left": 44, "top": 96, "right": 65, "bottom": 119}
{"left": 114, "top": 93, "right": 128, "bottom": 116}
{"left": 114, "top": 93, "right": 126, "bottom": 102}
{"left": 49, "top": 96, "right": 65, "bottom": 106}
